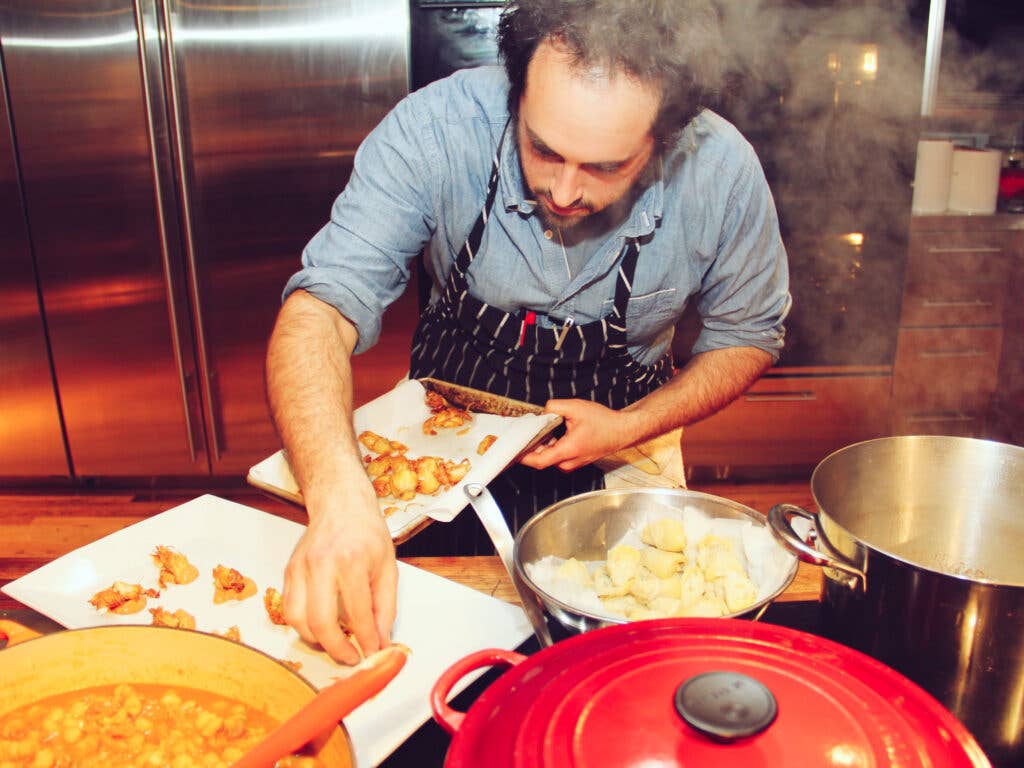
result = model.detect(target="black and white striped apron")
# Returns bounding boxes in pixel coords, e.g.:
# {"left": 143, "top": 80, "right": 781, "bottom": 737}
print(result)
{"left": 400, "top": 127, "right": 673, "bottom": 555}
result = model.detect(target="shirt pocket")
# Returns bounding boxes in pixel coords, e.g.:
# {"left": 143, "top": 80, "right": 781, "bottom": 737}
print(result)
{"left": 603, "top": 288, "right": 678, "bottom": 325}
{"left": 601, "top": 288, "right": 678, "bottom": 345}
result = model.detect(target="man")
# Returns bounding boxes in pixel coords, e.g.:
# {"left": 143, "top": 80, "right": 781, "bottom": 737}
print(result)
{"left": 266, "top": 0, "right": 790, "bottom": 664}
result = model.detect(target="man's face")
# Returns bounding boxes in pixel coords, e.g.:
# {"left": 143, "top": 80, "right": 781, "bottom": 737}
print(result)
{"left": 517, "top": 39, "right": 660, "bottom": 230}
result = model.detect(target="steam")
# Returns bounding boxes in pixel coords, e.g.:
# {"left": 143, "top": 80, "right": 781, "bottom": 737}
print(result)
{"left": 715, "top": 1, "right": 925, "bottom": 201}
{"left": 702, "top": 0, "right": 1022, "bottom": 366}
{"left": 426, "top": 2, "right": 1023, "bottom": 366}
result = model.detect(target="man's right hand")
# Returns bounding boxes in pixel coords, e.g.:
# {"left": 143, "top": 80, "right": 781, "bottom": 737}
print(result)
{"left": 282, "top": 485, "right": 398, "bottom": 666}
{"left": 267, "top": 291, "right": 399, "bottom": 665}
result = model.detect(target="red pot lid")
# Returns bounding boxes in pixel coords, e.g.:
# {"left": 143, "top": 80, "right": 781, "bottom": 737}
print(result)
{"left": 442, "top": 619, "right": 990, "bottom": 768}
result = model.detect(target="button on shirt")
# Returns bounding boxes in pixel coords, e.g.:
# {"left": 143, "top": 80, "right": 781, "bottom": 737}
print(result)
{"left": 284, "top": 66, "right": 791, "bottom": 367}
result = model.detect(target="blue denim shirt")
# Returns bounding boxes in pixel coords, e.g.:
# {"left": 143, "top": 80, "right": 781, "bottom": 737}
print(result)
{"left": 284, "top": 66, "right": 790, "bottom": 366}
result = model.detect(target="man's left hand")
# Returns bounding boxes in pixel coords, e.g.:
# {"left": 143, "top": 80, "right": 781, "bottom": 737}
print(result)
{"left": 519, "top": 399, "right": 640, "bottom": 472}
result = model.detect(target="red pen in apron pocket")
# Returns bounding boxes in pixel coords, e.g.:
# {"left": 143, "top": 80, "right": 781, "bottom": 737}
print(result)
{"left": 516, "top": 309, "right": 536, "bottom": 350}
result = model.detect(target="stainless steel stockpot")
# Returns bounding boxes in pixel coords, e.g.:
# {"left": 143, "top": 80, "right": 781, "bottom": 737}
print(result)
{"left": 769, "top": 436, "right": 1024, "bottom": 766}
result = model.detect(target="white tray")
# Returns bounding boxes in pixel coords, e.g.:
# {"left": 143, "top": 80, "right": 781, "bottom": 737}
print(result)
{"left": 1, "top": 494, "right": 533, "bottom": 767}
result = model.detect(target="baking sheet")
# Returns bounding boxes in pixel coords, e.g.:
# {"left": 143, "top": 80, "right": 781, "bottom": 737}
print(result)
{"left": 1, "top": 494, "right": 533, "bottom": 767}
{"left": 248, "top": 379, "right": 562, "bottom": 538}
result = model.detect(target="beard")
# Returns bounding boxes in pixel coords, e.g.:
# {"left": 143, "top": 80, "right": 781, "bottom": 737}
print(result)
{"left": 531, "top": 192, "right": 596, "bottom": 230}
{"left": 520, "top": 156, "right": 658, "bottom": 235}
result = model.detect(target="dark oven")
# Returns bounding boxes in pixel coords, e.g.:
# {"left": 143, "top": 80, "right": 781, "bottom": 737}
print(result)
{"left": 409, "top": 0, "right": 504, "bottom": 312}
{"left": 410, "top": 0, "right": 504, "bottom": 91}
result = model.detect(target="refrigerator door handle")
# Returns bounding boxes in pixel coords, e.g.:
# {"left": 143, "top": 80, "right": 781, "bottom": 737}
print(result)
{"left": 134, "top": 0, "right": 201, "bottom": 463}
{"left": 158, "top": 0, "right": 223, "bottom": 461}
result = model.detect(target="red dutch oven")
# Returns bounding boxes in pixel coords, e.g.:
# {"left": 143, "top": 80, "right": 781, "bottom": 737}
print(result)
{"left": 430, "top": 618, "right": 991, "bottom": 767}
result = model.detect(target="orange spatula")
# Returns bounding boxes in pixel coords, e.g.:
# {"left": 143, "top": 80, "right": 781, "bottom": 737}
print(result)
{"left": 232, "top": 643, "right": 411, "bottom": 768}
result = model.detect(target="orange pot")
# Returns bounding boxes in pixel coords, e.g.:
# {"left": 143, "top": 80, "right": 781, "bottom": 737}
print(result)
{"left": 0, "top": 624, "right": 353, "bottom": 765}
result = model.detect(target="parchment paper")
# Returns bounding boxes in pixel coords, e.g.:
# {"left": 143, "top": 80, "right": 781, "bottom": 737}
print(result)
{"left": 248, "top": 379, "right": 562, "bottom": 539}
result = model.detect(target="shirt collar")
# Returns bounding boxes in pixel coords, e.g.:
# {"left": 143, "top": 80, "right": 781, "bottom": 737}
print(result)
{"left": 498, "top": 129, "right": 664, "bottom": 239}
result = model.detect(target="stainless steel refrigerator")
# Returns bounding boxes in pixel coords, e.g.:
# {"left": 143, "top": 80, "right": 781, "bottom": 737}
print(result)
{"left": 0, "top": 0, "right": 409, "bottom": 477}
{"left": 0, "top": 50, "right": 68, "bottom": 478}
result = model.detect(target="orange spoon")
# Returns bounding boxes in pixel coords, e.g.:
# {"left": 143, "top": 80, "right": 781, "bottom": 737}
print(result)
{"left": 232, "top": 643, "right": 411, "bottom": 768}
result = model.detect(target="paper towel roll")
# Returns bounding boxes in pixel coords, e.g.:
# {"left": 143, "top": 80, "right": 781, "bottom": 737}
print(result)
{"left": 948, "top": 148, "right": 1003, "bottom": 215}
{"left": 911, "top": 140, "right": 954, "bottom": 215}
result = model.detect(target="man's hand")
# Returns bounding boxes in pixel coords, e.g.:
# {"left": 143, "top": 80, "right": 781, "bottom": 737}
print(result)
{"left": 282, "top": 486, "right": 398, "bottom": 665}
{"left": 267, "top": 290, "right": 399, "bottom": 665}
{"left": 519, "top": 399, "right": 639, "bottom": 472}
{"left": 519, "top": 347, "right": 774, "bottom": 473}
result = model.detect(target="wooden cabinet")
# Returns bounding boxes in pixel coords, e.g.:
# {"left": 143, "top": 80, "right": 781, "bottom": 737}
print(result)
{"left": 682, "top": 215, "right": 1024, "bottom": 473}
{"left": 993, "top": 230, "right": 1024, "bottom": 445}
{"left": 681, "top": 369, "right": 892, "bottom": 468}
{"left": 893, "top": 326, "right": 1004, "bottom": 412}
{"left": 891, "top": 217, "right": 1022, "bottom": 438}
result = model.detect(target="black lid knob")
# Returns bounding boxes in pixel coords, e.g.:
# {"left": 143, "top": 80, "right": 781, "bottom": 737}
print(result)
{"left": 675, "top": 670, "right": 778, "bottom": 742}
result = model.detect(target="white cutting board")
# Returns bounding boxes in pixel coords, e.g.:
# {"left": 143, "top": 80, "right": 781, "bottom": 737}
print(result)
{"left": 1, "top": 494, "right": 534, "bottom": 767}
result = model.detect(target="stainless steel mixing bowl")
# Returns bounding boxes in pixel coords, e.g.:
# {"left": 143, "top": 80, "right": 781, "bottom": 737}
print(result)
{"left": 513, "top": 487, "right": 799, "bottom": 634}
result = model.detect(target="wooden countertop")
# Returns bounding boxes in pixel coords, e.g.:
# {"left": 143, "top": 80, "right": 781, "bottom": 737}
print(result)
{"left": 401, "top": 555, "right": 822, "bottom": 605}
{"left": 1, "top": 555, "right": 821, "bottom": 645}
{"left": 0, "top": 486, "right": 824, "bottom": 612}
{"left": 0, "top": 554, "right": 822, "bottom": 615}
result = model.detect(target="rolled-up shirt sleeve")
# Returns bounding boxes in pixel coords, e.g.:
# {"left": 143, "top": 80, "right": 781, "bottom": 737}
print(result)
{"left": 283, "top": 93, "right": 438, "bottom": 354}
{"left": 692, "top": 146, "right": 791, "bottom": 361}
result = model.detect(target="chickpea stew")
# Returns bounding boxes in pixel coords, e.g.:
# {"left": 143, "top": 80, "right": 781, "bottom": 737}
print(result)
{"left": 0, "top": 683, "right": 321, "bottom": 768}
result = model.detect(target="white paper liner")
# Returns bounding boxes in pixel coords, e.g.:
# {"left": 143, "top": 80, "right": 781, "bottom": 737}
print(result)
{"left": 524, "top": 502, "right": 795, "bottom": 619}
{"left": 248, "top": 379, "right": 561, "bottom": 537}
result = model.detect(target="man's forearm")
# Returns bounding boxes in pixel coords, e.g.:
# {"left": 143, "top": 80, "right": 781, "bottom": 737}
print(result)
{"left": 621, "top": 346, "right": 773, "bottom": 443}
{"left": 265, "top": 290, "right": 366, "bottom": 516}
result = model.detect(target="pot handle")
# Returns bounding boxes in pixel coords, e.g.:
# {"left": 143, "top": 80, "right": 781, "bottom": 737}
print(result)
{"left": 464, "top": 483, "right": 554, "bottom": 648}
{"left": 0, "top": 619, "right": 42, "bottom": 648}
{"left": 768, "top": 504, "right": 865, "bottom": 588}
{"left": 430, "top": 648, "right": 526, "bottom": 736}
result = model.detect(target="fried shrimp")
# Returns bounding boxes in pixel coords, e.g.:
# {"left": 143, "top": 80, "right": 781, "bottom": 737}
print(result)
{"left": 359, "top": 424, "right": 473, "bottom": 503}
{"left": 149, "top": 606, "right": 196, "bottom": 629}
{"left": 365, "top": 451, "right": 471, "bottom": 502}
{"left": 89, "top": 581, "right": 160, "bottom": 615}
{"left": 422, "top": 391, "right": 473, "bottom": 435}
{"left": 212, "top": 564, "right": 257, "bottom": 604}
{"left": 264, "top": 587, "right": 287, "bottom": 626}
{"left": 415, "top": 456, "right": 443, "bottom": 495}
{"left": 358, "top": 431, "right": 407, "bottom": 455}
{"left": 444, "top": 458, "right": 471, "bottom": 484}
{"left": 152, "top": 545, "right": 199, "bottom": 588}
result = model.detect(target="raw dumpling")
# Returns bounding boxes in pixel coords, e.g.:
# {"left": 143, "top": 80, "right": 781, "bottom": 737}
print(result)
{"left": 593, "top": 566, "right": 631, "bottom": 597}
{"left": 607, "top": 544, "right": 642, "bottom": 587}
{"left": 640, "top": 547, "right": 686, "bottom": 579}
{"left": 678, "top": 566, "right": 708, "bottom": 609}
{"left": 716, "top": 571, "right": 758, "bottom": 613}
{"left": 628, "top": 567, "right": 662, "bottom": 603}
{"left": 625, "top": 604, "right": 664, "bottom": 621}
{"left": 641, "top": 518, "right": 687, "bottom": 552}
{"left": 697, "top": 535, "right": 746, "bottom": 582}
{"left": 683, "top": 593, "right": 729, "bottom": 618}
{"left": 556, "top": 557, "right": 593, "bottom": 588}
{"left": 656, "top": 574, "right": 681, "bottom": 600}
{"left": 648, "top": 596, "right": 683, "bottom": 617}
{"left": 600, "top": 594, "right": 642, "bottom": 618}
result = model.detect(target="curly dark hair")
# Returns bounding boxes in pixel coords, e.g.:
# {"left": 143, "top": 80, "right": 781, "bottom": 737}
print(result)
{"left": 497, "top": 0, "right": 725, "bottom": 148}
